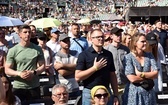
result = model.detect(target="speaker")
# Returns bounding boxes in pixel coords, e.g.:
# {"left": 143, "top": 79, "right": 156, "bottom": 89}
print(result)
{"left": 43, "top": 8, "right": 49, "bottom": 13}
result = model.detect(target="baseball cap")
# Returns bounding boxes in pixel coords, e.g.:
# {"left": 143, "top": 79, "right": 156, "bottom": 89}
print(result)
{"left": 50, "top": 28, "right": 60, "bottom": 34}
{"left": 37, "top": 32, "right": 47, "bottom": 40}
{"left": 59, "top": 33, "right": 70, "bottom": 42}
{"left": 111, "top": 27, "right": 123, "bottom": 35}
{"left": 146, "top": 32, "right": 158, "bottom": 45}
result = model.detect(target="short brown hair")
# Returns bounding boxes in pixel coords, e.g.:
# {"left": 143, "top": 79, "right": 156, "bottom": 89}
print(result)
{"left": 19, "top": 25, "right": 30, "bottom": 33}
{"left": 155, "top": 20, "right": 161, "bottom": 24}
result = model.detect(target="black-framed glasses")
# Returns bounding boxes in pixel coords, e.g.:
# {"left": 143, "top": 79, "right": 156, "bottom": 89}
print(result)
{"left": 53, "top": 93, "right": 68, "bottom": 98}
{"left": 92, "top": 36, "right": 104, "bottom": 39}
{"left": 94, "top": 93, "right": 108, "bottom": 99}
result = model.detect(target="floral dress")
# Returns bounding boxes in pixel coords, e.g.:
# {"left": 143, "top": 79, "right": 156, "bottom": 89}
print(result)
{"left": 122, "top": 52, "right": 158, "bottom": 105}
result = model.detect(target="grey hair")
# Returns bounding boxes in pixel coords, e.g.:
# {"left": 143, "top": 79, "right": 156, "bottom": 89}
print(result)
{"left": 52, "top": 84, "right": 69, "bottom": 94}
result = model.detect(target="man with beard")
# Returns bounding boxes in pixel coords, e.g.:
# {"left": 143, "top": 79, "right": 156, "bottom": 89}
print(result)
{"left": 69, "top": 23, "right": 88, "bottom": 54}
{"left": 54, "top": 34, "right": 80, "bottom": 98}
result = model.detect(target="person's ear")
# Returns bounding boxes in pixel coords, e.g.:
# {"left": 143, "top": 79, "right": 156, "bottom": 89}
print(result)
{"left": 51, "top": 95, "right": 55, "bottom": 101}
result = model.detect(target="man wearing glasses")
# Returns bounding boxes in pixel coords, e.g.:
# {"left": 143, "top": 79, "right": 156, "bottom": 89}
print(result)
{"left": 75, "top": 29, "right": 119, "bottom": 105}
{"left": 52, "top": 84, "right": 69, "bottom": 105}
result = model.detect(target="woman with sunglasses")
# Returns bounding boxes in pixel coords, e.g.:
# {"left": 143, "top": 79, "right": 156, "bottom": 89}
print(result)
{"left": 91, "top": 85, "right": 110, "bottom": 105}
{"left": 0, "top": 73, "right": 21, "bottom": 105}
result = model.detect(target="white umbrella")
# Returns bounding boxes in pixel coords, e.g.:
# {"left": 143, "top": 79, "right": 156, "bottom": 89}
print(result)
{"left": 24, "top": 19, "right": 34, "bottom": 24}
{"left": 0, "top": 16, "right": 24, "bottom": 27}
{"left": 76, "top": 18, "right": 91, "bottom": 24}
{"left": 30, "top": 18, "right": 62, "bottom": 29}
{"left": 111, "top": 21, "right": 120, "bottom": 24}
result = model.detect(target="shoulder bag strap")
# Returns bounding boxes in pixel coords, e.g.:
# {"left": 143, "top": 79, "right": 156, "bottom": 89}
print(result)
{"left": 73, "top": 38, "right": 84, "bottom": 51}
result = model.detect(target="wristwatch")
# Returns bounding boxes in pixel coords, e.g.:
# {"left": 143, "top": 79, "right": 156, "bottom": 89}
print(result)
{"left": 140, "top": 72, "right": 145, "bottom": 78}
{"left": 34, "top": 70, "right": 37, "bottom": 75}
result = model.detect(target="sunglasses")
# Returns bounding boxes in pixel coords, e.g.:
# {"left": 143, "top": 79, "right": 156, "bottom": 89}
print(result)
{"left": 94, "top": 93, "right": 108, "bottom": 99}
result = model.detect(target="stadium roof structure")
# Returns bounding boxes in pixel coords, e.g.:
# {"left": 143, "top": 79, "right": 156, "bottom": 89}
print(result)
{"left": 127, "top": 7, "right": 168, "bottom": 17}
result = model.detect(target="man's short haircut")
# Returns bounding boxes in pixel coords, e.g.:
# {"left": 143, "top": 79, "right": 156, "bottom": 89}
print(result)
{"left": 155, "top": 20, "right": 161, "bottom": 24}
{"left": 52, "top": 84, "right": 69, "bottom": 95}
{"left": 19, "top": 25, "right": 30, "bottom": 33}
{"left": 90, "top": 29, "right": 103, "bottom": 36}
{"left": 71, "top": 23, "right": 79, "bottom": 28}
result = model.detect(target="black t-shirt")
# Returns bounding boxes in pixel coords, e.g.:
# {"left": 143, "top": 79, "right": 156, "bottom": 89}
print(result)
{"left": 153, "top": 29, "right": 168, "bottom": 53}
{"left": 76, "top": 46, "right": 116, "bottom": 89}
{"left": 30, "top": 37, "right": 38, "bottom": 45}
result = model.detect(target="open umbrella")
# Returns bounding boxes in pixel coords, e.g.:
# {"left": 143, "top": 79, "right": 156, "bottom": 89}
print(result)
{"left": 0, "top": 16, "right": 24, "bottom": 27}
{"left": 30, "top": 18, "right": 62, "bottom": 29}
{"left": 77, "top": 18, "right": 91, "bottom": 25}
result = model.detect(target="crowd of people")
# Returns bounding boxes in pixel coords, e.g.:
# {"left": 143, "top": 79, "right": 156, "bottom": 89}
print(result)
{"left": 0, "top": 17, "right": 167, "bottom": 105}
{"left": 0, "top": 0, "right": 168, "bottom": 105}
{"left": 0, "top": 0, "right": 128, "bottom": 23}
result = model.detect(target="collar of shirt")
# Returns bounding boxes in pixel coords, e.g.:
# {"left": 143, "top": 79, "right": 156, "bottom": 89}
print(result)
{"left": 88, "top": 46, "right": 104, "bottom": 54}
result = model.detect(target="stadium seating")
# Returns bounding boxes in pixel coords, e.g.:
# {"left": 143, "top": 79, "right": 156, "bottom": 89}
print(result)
{"left": 39, "top": 74, "right": 56, "bottom": 98}
{"left": 22, "top": 98, "right": 54, "bottom": 105}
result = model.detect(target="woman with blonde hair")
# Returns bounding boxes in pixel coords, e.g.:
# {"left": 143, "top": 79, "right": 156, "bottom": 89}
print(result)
{"left": 127, "top": 24, "right": 139, "bottom": 36}
{"left": 122, "top": 33, "right": 158, "bottom": 105}
{"left": 122, "top": 33, "right": 131, "bottom": 48}
{"left": 91, "top": 85, "right": 111, "bottom": 105}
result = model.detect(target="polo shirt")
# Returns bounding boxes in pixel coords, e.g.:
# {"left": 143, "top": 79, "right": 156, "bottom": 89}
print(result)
{"left": 104, "top": 44, "right": 130, "bottom": 84}
{"left": 76, "top": 46, "right": 116, "bottom": 89}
